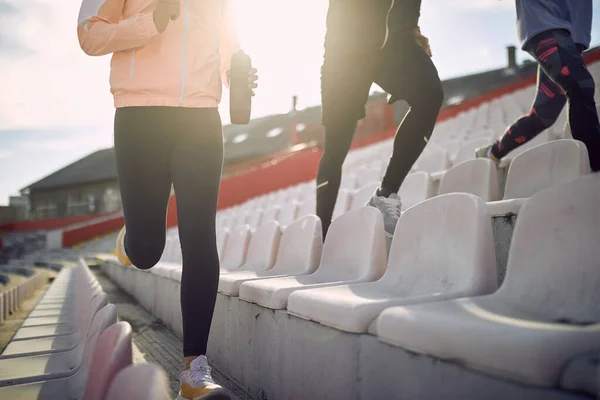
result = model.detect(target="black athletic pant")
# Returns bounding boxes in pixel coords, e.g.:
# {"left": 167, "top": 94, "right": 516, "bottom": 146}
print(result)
{"left": 492, "top": 43, "right": 586, "bottom": 159}
{"left": 317, "top": 34, "right": 444, "bottom": 236}
{"left": 496, "top": 30, "right": 600, "bottom": 171}
{"left": 114, "top": 106, "right": 223, "bottom": 357}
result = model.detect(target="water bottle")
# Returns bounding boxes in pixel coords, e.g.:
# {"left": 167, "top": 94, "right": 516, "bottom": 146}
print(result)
{"left": 230, "top": 50, "right": 252, "bottom": 125}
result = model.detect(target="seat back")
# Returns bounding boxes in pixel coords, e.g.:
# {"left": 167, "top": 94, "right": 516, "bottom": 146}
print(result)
{"left": 242, "top": 221, "right": 281, "bottom": 272}
{"left": 350, "top": 182, "right": 380, "bottom": 210}
{"left": 83, "top": 322, "right": 133, "bottom": 400}
{"left": 454, "top": 138, "right": 492, "bottom": 165}
{"left": 399, "top": 172, "right": 434, "bottom": 210}
{"left": 439, "top": 158, "right": 500, "bottom": 201}
{"left": 106, "top": 364, "right": 170, "bottom": 400}
{"left": 314, "top": 207, "right": 387, "bottom": 282}
{"left": 497, "top": 173, "right": 600, "bottom": 323}
{"left": 220, "top": 225, "right": 251, "bottom": 270}
{"left": 504, "top": 139, "right": 590, "bottom": 199}
{"left": 384, "top": 193, "right": 498, "bottom": 296}
{"left": 416, "top": 148, "right": 450, "bottom": 174}
{"left": 271, "top": 215, "right": 323, "bottom": 276}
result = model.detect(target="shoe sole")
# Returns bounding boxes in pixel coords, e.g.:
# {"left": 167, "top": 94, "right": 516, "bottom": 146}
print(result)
{"left": 177, "top": 389, "right": 232, "bottom": 400}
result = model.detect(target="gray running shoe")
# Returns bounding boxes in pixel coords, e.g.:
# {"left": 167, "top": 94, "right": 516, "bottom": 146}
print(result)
{"left": 368, "top": 193, "right": 402, "bottom": 238}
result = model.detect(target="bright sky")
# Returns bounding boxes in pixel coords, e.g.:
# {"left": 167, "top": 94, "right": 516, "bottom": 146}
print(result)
{"left": 0, "top": 0, "right": 599, "bottom": 205}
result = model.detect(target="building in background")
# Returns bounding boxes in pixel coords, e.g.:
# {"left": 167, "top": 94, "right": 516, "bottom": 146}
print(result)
{"left": 21, "top": 148, "right": 120, "bottom": 219}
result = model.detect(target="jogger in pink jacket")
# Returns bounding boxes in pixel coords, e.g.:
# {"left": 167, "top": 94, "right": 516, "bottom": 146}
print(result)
{"left": 78, "top": 0, "right": 257, "bottom": 398}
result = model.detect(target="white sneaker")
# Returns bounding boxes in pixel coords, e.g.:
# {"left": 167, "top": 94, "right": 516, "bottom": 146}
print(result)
{"left": 177, "top": 356, "right": 228, "bottom": 400}
{"left": 368, "top": 193, "right": 402, "bottom": 237}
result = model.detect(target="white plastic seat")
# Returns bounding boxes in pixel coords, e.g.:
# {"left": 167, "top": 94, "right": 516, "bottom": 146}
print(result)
{"left": 219, "top": 225, "right": 251, "bottom": 271}
{"left": 216, "top": 229, "right": 229, "bottom": 260}
{"left": 0, "top": 307, "right": 119, "bottom": 399}
{"left": 339, "top": 172, "right": 358, "bottom": 191}
{"left": 438, "top": 159, "right": 500, "bottom": 201}
{"left": 297, "top": 197, "right": 316, "bottom": 219}
{"left": 287, "top": 193, "right": 498, "bottom": 333}
{"left": 454, "top": 138, "right": 492, "bottom": 165}
{"left": 239, "top": 207, "right": 387, "bottom": 310}
{"left": 246, "top": 208, "right": 264, "bottom": 229}
{"left": 356, "top": 167, "right": 383, "bottom": 188}
{"left": 0, "top": 303, "right": 117, "bottom": 388}
{"left": 262, "top": 205, "right": 281, "bottom": 225}
{"left": 220, "top": 221, "right": 281, "bottom": 279}
{"left": 220, "top": 216, "right": 323, "bottom": 296}
{"left": 82, "top": 321, "right": 132, "bottom": 400}
{"left": 350, "top": 182, "right": 380, "bottom": 210}
{"left": 487, "top": 139, "right": 590, "bottom": 216}
{"left": 399, "top": 172, "right": 434, "bottom": 210}
{"left": 332, "top": 189, "right": 352, "bottom": 219}
{"left": 376, "top": 174, "right": 600, "bottom": 388}
{"left": 106, "top": 364, "right": 169, "bottom": 400}
{"left": 278, "top": 201, "right": 300, "bottom": 228}
{"left": 2, "top": 292, "right": 108, "bottom": 358}
{"left": 415, "top": 148, "right": 450, "bottom": 174}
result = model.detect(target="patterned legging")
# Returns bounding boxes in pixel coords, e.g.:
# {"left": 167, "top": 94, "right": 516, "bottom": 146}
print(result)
{"left": 492, "top": 30, "right": 599, "bottom": 172}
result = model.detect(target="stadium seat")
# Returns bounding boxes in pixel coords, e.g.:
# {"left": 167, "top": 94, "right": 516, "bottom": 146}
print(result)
{"left": 415, "top": 148, "right": 450, "bottom": 174}
{"left": 350, "top": 182, "right": 380, "bottom": 210}
{"left": 220, "top": 221, "right": 281, "bottom": 279}
{"left": 399, "top": 171, "right": 434, "bottom": 211}
{"left": 488, "top": 139, "right": 590, "bottom": 216}
{"left": 82, "top": 322, "right": 133, "bottom": 400}
{"left": 356, "top": 167, "right": 383, "bottom": 188}
{"left": 216, "top": 228, "right": 229, "bottom": 259}
{"left": 220, "top": 225, "right": 252, "bottom": 271}
{"left": 438, "top": 159, "right": 500, "bottom": 201}
{"left": 1, "top": 292, "right": 107, "bottom": 358}
{"left": 221, "top": 216, "right": 322, "bottom": 296}
{"left": 454, "top": 138, "right": 493, "bottom": 165}
{"left": 297, "top": 197, "right": 316, "bottom": 220}
{"left": 246, "top": 208, "right": 264, "bottom": 229}
{"left": 238, "top": 207, "right": 387, "bottom": 310}
{"left": 332, "top": 189, "right": 352, "bottom": 219}
{"left": 105, "top": 364, "right": 169, "bottom": 400}
{"left": 0, "top": 303, "right": 116, "bottom": 387}
{"left": 262, "top": 205, "right": 281, "bottom": 225}
{"left": 375, "top": 173, "right": 600, "bottom": 388}
{"left": 287, "top": 193, "right": 497, "bottom": 333}
{"left": 278, "top": 201, "right": 300, "bottom": 228}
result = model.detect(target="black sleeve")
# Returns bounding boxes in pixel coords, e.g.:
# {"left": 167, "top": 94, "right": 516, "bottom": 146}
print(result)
{"left": 414, "top": 0, "right": 422, "bottom": 26}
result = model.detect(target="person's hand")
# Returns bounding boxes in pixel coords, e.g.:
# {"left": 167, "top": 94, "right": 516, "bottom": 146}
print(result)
{"left": 227, "top": 68, "right": 259, "bottom": 96}
{"left": 413, "top": 28, "right": 432, "bottom": 57}
{"left": 153, "top": 0, "right": 180, "bottom": 33}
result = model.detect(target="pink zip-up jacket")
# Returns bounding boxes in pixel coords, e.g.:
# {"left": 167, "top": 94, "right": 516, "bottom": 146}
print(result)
{"left": 77, "top": 0, "right": 240, "bottom": 108}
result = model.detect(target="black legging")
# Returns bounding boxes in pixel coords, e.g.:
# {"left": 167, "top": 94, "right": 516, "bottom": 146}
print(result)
{"left": 317, "top": 34, "right": 444, "bottom": 236}
{"left": 114, "top": 106, "right": 223, "bottom": 357}
{"left": 499, "top": 29, "right": 599, "bottom": 171}
{"left": 492, "top": 43, "right": 586, "bottom": 159}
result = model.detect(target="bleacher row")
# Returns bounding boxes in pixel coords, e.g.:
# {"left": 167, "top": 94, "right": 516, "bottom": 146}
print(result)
{"left": 0, "top": 260, "right": 170, "bottom": 400}
{"left": 95, "top": 60, "right": 600, "bottom": 399}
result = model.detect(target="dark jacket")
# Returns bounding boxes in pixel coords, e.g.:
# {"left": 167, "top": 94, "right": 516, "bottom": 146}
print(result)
{"left": 324, "top": 0, "right": 422, "bottom": 55}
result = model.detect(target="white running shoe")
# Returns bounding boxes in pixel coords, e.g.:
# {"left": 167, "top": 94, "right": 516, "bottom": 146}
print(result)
{"left": 368, "top": 193, "right": 402, "bottom": 237}
{"left": 177, "top": 355, "right": 228, "bottom": 400}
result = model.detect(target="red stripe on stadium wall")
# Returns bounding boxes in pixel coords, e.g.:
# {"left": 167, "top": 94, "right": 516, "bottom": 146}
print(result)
{"left": 54, "top": 48, "right": 600, "bottom": 246}
{"left": 0, "top": 214, "right": 99, "bottom": 233}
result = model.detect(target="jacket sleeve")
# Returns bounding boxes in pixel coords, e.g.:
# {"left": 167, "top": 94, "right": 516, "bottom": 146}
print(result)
{"left": 77, "top": 0, "right": 159, "bottom": 56}
{"left": 219, "top": 0, "right": 241, "bottom": 88}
